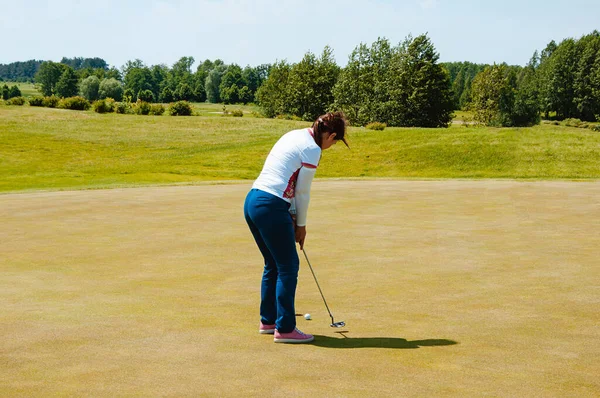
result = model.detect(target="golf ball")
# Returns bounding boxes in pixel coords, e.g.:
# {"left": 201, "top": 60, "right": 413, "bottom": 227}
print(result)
{"left": 304, "top": 314, "right": 311, "bottom": 320}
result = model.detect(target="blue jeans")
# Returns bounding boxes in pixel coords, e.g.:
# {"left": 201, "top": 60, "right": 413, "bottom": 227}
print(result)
{"left": 244, "top": 188, "right": 299, "bottom": 333}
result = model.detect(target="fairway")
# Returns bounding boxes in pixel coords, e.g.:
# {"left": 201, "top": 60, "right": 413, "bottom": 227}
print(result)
{"left": 1, "top": 181, "right": 599, "bottom": 397}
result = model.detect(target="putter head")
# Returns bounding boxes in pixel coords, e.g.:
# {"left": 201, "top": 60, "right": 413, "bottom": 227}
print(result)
{"left": 330, "top": 321, "right": 346, "bottom": 328}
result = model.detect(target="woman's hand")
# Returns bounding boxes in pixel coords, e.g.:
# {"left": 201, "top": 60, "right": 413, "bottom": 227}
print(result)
{"left": 295, "top": 225, "right": 306, "bottom": 250}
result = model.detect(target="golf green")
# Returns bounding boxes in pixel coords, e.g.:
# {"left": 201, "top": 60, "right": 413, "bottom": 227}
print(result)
{"left": 1, "top": 181, "right": 598, "bottom": 396}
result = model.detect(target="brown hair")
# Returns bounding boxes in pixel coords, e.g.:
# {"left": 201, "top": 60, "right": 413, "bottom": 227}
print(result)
{"left": 312, "top": 111, "right": 349, "bottom": 148}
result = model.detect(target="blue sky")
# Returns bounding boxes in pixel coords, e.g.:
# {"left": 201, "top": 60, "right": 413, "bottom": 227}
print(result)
{"left": 1, "top": 0, "right": 598, "bottom": 69}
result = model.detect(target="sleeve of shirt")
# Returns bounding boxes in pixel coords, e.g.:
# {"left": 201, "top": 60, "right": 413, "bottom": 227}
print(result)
{"left": 294, "top": 166, "right": 316, "bottom": 227}
{"left": 300, "top": 145, "right": 320, "bottom": 170}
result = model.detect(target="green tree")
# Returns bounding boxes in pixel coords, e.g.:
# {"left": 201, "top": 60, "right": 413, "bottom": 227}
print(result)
{"left": 160, "top": 87, "right": 174, "bottom": 103}
{"left": 1, "top": 84, "right": 9, "bottom": 100}
{"left": 471, "top": 64, "right": 539, "bottom": 127}
{"left": 8, "top": 85, "right": 22, "bottom": 98}
{"left": 256, "top": 61, "right": 292, "bottom": 117}
{"left": 124, "top": 66, "right": 153, "bottom": 101}
{"left": 459, "top": 76, "right": 473, "bottom": 109}
{"left": 239, "top": 86, "right": 253, "bottom": 104}
{"left": 220, "top": 64, "right": 244, "bottom": 104}
{"left": 334, "top": 43, "right": 376, "bottom": 125}
{"left": 55, "top": 66, "right": 79, "bottom": 98}
{"left": 471, "top": 65, "right": 508, "bottom": 125}
{"left": 547, "top": 39, "right": 578, "bottom": 119}
{"left": 286, "top": 46, "right": 340, "bottom": 120}
{"left": 512, "top": 62, "right": 541, "bottom": 127}
{"left": 205, "top": 65, "right": 227, "bottom": 103}
{"left": 574, "top": 32, "right": 600, "bottom": 121}
{"left": 387, "top": 34, "right": 454, "bottom": 127}
{"left": 150, "top": 64, "right": 169, "bottom": 102}
{"left": 193, "top": 79, "right": 206, "bottom": 102}
{"left": 80, "top": 75, "right": 100, "bottom": 101}
{"left": 35, "top": 61, "right": 64, "bottom": 96}
{"left": 138, "top": 89, "right": 154, "bottom": 102}
{"left": 176, "top": 83, "right": 193, "bottom": 101}
{"left": 98, "top": 78, "right": 123, "bottom": 101}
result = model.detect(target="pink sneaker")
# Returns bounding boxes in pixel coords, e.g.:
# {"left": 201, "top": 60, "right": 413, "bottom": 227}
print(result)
{"left": 259, "top": 322, "right": 276, "bottom": 334}
{"left": 274, "top": 328, "right": 314, "bottom": 343}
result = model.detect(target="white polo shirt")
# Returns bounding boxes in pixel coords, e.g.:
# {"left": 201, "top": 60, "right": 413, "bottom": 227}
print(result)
{"left": 253, "top": 128, "right": 320, "bottom": 226}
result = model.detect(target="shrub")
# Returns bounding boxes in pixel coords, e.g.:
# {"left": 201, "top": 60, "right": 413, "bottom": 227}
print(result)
{"left": 6, "top": 96, "right": 26, "bottom": 105}
{"left": 591, "top": 125, "right": 600, "bottom": 132}
{"left": 366, "top": 122, "right": 387, "bottom": 131}
{"left": 104, "top": 98, "right": 116, "bottom": 112}
{"left": 58, "top": 96, "right": 91, "bottom": 111}
{"left": 149, "top": 104, "right": 165, "bottom": 116}
{"left": 563, "top": 118, "right": 582, "bottom": 127}
{"left": 134, "top": 101, "right": 151, "bottom": 115}
{"left": 114, "top": 102, "right": 131, "bottom": 114}
{"left": 231, "top": 109, "right": 244, "bottom": 117}
{"left": 168, "top": 101, "right": 193, "bottom": 116}
{"left": 249, "top": 111, "right": 265, "bottom": 118}
{"left": 8, "top": 85, "right": 22, "bottom": 99}
{"left": 93, "top": 98, "right": 114, "bottom": 113}
{"left": 123, "top": 88, "right": 135, "bottom": 102}
{"left": 29, "top": 96, "right": 45, "bottom": 106}
{"left": 138, "top": 89, "right": 154, "bottom": 103}
{"left": 43, "top": 96, "right": 60, "bottom": 108}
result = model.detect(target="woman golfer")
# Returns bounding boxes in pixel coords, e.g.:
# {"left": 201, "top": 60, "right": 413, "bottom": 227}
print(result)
{"left": 244, "top": 112, "right": 348, "bottom": 343}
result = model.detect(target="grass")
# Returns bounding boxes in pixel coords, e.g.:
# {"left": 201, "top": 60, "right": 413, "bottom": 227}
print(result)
{"left": 1, "top": 104, "right": 600, "bottom": 192}
{"left": 2, "top": 81, "right": 40, "bottom": 97}
{"left": 2, "top": 181, "right": 599, "bottom": 396}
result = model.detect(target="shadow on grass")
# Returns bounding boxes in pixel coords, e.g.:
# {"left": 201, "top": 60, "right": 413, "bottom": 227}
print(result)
{"left": 311, "top": 334, "right": 458, "bottom": 349}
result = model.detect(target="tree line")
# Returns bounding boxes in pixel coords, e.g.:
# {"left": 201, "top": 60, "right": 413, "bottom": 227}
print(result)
{"left": 32, "top": 57, "right": 269, "bottom": 105}
{"left": 3, "top": 30, "right": 600, "bottom": 127}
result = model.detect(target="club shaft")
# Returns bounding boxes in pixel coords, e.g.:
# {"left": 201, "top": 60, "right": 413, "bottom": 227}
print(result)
{"left": 302, "top": 249, "right": 334, "bottom": 322}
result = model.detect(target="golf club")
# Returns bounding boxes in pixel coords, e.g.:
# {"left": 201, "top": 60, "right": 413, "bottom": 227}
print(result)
{"left": 301, "top": 248, "right": 345, "bottom": 328}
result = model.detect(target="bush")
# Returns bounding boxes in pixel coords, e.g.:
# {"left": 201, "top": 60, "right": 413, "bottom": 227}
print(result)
{"left": 29, "top": 96, "right": 45, "bottom": 106}
{"left": 149, "top": 104, "right": 165, "bottom": 116}
{"left": 138, "top": 89, "right": 154, "bottom": 103}
{"left": 231, "top": 109, "right": 244, "bottom": 117}
{"left": 6, "top": 96, "right": 26, "bottom": 105}
{"left": 123, "top": 88, "right": 134, "bottom": 102}
{"left": 114, "top": 102, "right": 131, "bottom": 114}
{"left": 58, "top": 96, "right": 91, "bottom": 111}
{"left": 563, "top": 118, "right": 582, "bottom": 127}
{"left": 93, "top": 98, "right": 114, "bottom": 113}
{"left": 134, "top": 101, "right": 151, "bottom": 115}
{"left": 168, "top": 101, "right": 193, "bottom": 116}
{"left": 366, "top": 122, "right": 386, "bottom": 131}
{"left": 8, "top": 85, "right": 22, "bottom": 99}
{"left": 43, "top": 96, "right": 60, "bottom": 108}
{"left": 249, "top": 111, "right": 265, "bottom": 118}
{"left": 591, "top": 124, "right": 600, "bottom": 132}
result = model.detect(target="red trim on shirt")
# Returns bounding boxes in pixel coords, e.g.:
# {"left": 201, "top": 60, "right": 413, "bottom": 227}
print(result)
{"left": 301, "top": 162, "right": 317, "bottom": 169}
{"left": 283, "top": 168, "right": 301, "bottom": 199}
